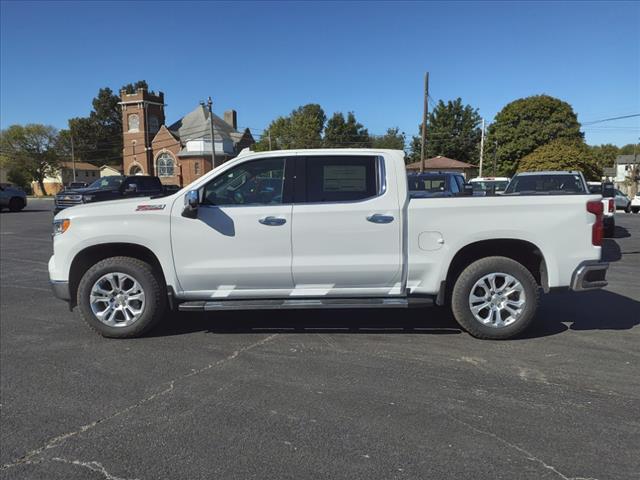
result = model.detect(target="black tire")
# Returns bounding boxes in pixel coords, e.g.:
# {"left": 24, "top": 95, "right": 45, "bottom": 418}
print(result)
{"left": 451, "top": 256, "right": 539, "bottom": 340}
{"left": 625, "top": 204, "right": 631, "bottom": 213}
{"left": 77, "top": 256, "right": 166, "bottom": 338}
{"left": 8, "top": 197, "right": 25, "bottom": 212}
{"left": 632, "top": 207, "right": 640, "bottom": 214}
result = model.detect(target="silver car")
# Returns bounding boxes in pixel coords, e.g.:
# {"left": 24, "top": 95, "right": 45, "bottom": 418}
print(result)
{"left": 0, "top": 183, "right": 27, "bottom": 212}
{"left": 614, "top": 189, "right": 631, "bottom": 212}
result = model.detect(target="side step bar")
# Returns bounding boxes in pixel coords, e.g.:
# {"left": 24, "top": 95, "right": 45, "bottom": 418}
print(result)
{"left": 178, "top": 296, "right": 433, "bottom": 312}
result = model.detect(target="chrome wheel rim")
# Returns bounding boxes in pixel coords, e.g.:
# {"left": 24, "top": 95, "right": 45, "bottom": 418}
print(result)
{"left": 90, "top": 272, "right": 145, "bottom": 327}
{"left": 468, "top": 272, "right": 525, "bottom": 328}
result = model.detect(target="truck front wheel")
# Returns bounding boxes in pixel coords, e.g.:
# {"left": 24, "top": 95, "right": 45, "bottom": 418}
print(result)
{"left": 451, "top": 256, "right": 539, "bottom": 340}
{"left": 77, "top": 256, "right": 166, "bottom": 338}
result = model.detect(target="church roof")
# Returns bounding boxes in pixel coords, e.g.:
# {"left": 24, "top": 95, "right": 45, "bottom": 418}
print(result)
{"left": 168, "top": 104, "right": 238, "bottom": 143}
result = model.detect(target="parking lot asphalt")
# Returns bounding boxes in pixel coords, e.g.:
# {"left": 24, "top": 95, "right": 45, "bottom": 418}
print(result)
{"left": 1, "top": 198, "right": 639, "bottom": 480}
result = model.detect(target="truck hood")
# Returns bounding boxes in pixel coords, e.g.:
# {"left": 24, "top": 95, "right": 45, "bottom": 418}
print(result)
{"left": 56, "top": 187, "right": 118, "bottom": 196}
{"left": 54, "top": 196, "right": 164, "bottom": 219}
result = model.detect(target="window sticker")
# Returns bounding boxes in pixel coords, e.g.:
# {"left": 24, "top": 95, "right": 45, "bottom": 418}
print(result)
{"left": 323, "top": 165, "right": 366, "bottom": 192}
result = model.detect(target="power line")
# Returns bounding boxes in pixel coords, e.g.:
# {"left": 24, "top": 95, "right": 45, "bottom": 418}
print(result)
{"left": 583, "top": 113, "right": 640, "bottom": 125}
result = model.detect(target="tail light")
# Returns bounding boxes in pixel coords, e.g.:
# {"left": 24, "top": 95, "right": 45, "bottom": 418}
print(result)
{"left": 587, "top": 200, "right": 603, "bottom": 246}
{"left": 608, "top": 198, "right": 614, "bottom": 213}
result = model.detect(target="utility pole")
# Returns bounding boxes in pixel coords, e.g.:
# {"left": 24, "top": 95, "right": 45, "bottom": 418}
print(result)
{"left": 493, "top": 140, "right": 498, "bottom": 177}
{"left": 70, "top": 132, "right": 76, "bottom": 182}
{"left": 420, "top": 72, "right": 429, "bottom": 173}
{"left": 479, "top": 118, "right": 485, "bottom": 177}
{"left": 268, "top": 132, "right": 272, "bottom": 150}
{"left": 207, "top": 97, "right": 219, "bottom": 168}
{"left": 633, "top": 137, "right": 639, "bottom": 196}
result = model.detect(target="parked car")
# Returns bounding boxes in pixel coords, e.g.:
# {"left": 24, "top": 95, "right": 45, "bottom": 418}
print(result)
{"left": 407, "top": 171, "right": 471, "bottom": 198}
{"left": 67, "top": 181, "right": 89, "bottom": 189}
{"left": 587, "top": 182, "right": 616, "bottom": 237}
{"left": 631, "top": 192, "right": 640, "bottom": 214}
{"left": 614, "top": 189, "right": 631, "bottom": 212}
{"left": 49, "top": 149, "right": 608, "bottom": 340}
{"left": 469, "top": 177, "right": 510, "bottom": 195}
{"left": 54, "top": 175, "right": 165, "bottom": 214}
{"left": 0, "top": 183, "right": 27, "bottom": 212}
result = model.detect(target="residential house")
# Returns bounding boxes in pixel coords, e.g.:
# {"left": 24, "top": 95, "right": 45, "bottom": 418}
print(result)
{"left": 405, "top": 156, "right": 477, "bottom": 179}
{"left": 32, "top": 161, "right": 101, "bottom": 196}
{"left": 609, "top": 154, "right": 639, "bottom": 194}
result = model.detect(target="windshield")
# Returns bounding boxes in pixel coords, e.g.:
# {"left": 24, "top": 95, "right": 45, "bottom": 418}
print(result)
{"left": 471, "top": 181, "right": 509, "bottom": 192}
{"left": 504, "top": 174, "right": 586, "bottom": 195}
{"left": 87, "top": 177, "right": 124, "bottom": 190}
{"left": 588, "top": 184, "right": 602, "bottom": 194}
{"left": 408, "top": 175, "right": 446, "bottom": 192}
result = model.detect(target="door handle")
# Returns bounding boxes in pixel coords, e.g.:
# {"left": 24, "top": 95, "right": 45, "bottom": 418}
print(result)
{"left": 366, "top": 214, "right": 394, "bottom": 224}
{"left": 259, "top": 216, "right": 287, "bottom": 226}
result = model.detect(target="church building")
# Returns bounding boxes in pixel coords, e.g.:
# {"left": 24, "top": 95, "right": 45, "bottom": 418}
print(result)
{"left": 119, "top": 88, "right": 254, "bottom": 186}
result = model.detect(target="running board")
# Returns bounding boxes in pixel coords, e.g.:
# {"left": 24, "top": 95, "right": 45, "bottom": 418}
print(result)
{"left": 178, "top": 296, "right": 433, "bottom": 312}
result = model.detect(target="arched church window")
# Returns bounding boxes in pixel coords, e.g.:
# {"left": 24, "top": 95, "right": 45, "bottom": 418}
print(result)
{"left": 157, "top": 153, "right": 175, "bottom": 177}
{"left": 128, "top": 114, "right": 140, "bottom": 132}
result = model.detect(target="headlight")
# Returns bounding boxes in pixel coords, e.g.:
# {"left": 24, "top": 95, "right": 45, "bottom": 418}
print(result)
{"left": 53, "top": 219, "right": 71, "bottom": 236}
{"left": 83, "top": 195, "right": 94, "bottom": 202}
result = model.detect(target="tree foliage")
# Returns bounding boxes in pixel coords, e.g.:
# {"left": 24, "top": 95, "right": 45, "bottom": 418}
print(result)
{"left": 62, "top": 80, "right": 148, "bottom": 166}
{"left": 254, "top": 104, "right": 326, "bottom": 151}
{"left": 486, "top": 95, "right": 583, "bottom": 175}
{"left": 324, "top": 112, "right": 371, "bottom": 147}
{"left": 517, "top": 139, "right": 601, "bottom": 180}
{"left": 371, "top": 127, "right": 406, "bottom": 151}
{"left": 409, "top": 98, "right": 482, "bottom": 164}
{"left": 589, "top": 144, "right": 620, "bottom": 170}
{"left": 0, "top": 124, "right": 61, "bottom": 194}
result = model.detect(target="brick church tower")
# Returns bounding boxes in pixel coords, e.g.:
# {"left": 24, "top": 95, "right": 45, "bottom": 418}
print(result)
{"left": 119, "top": 88, "right": 165, "bottom": 176}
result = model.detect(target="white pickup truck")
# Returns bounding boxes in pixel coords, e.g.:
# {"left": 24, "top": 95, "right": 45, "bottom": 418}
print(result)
{"left": 49, "top": 149, "right": 609, "bottom": 340}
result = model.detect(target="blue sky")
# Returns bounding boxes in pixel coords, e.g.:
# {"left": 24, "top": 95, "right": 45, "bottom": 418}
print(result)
{"left": 1, "top": 0, "right": 639, "bottom": 146}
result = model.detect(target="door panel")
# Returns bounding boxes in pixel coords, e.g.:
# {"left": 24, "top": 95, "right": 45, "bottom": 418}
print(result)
{"left": 291, "top": 155, "right": 401, "bottom": 294}
{"left": 172, "top": 204, "right": 293, "bottom": 294}
{"left": 171, "top": 156, "right": 294, "bottom": 296}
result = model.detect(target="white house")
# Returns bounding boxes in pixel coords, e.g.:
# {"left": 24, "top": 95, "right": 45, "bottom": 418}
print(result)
{"left": 611, "top": 155, "right": 639, "bottom": 194}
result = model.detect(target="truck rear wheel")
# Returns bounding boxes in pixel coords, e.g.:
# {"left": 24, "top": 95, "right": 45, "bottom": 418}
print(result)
{"left": 77, "top": 256, "right": 166, "bottom": 338}
{"left": 451, "top": 256, "right": 539, "bottom": 340}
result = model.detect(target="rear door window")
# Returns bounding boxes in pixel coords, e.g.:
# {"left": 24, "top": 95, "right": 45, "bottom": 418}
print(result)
{"left": 301, "top": 156, "right": 377, "bottom": 203}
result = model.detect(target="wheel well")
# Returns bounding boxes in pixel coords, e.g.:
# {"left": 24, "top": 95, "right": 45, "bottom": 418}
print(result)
{"left": 68, "top": 243, "right": 166, "bottom": 308}
{"left": 441, "top": 239, "right": 547, "bottom": 304}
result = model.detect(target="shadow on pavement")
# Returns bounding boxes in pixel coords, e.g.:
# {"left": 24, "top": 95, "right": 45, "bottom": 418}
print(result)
{"left": 151, "top": 306, "right": 463, "bottom": 338}
{"left": 602, "top": 238, "right": 622, "bottom": 262}
{"left": 612, "top": 225, "right": 631, "bottom": 239}
{"left": 148, "top": 288, "right": 639, "bottom": 340}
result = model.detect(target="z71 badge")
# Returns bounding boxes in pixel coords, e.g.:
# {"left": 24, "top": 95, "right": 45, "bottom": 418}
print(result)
{"left": 136, "top": 204, "right": 166, "bottom": 211}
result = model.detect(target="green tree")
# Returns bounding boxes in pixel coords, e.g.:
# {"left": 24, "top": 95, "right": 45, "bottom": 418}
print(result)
{"left": 486, "top": 95, "right": 583, "bottom": 175}
{"left": 0, "top": 124, "right": 61, "bottom": 194}
{"left": 66, "top": 80, "right": 148, "bottom": 166}
{"left": 589, "top": 144, "right": 620, "bottom": 170}
{"left": 324, "top": 112, "right": 371, "bottom": 147}
{"left": 619, "top": 144, "right": 638, "bottom": 155}
{"left": 371, "top": 127, "right": 406, "bottom": 151}
{"left": 254, "top": 104, "right": 326, "bottom": 151}
{"left": 409, "top": 98, "right": 482, "bottom": 164}
{"left": 517, "top": 139, "right": 601, "bottom": 180}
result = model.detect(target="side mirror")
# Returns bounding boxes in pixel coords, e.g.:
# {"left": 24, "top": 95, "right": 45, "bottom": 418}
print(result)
{"left": 182, "top": 189, "right": 199, "bottom": 218}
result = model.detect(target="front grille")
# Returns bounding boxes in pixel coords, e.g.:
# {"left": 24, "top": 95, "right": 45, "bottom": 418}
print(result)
{"left": 55, "top": 196, "right": 83, "bottom": 209}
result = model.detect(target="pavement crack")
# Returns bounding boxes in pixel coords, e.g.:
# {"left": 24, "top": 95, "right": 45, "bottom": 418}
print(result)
{"left": 444, "top": 412, "right": 598, "bottom": 480}
{"left": 51, "top": 457, "right": 139, "bottom": 480}
{"left": 0, "top": 334, "right": 278, "bottom": 472}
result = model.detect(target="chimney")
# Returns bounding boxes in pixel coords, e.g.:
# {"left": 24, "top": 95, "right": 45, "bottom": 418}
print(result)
{"left": 224, "top": 110, "right": 237, "bottom": 130}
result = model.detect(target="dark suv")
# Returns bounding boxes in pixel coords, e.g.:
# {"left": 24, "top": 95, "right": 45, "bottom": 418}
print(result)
{"left": 407, "top": 171, "right": 472, "bottom": 198}
{"left": 54, "top": 175, "right": 165, "bottom": 214}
